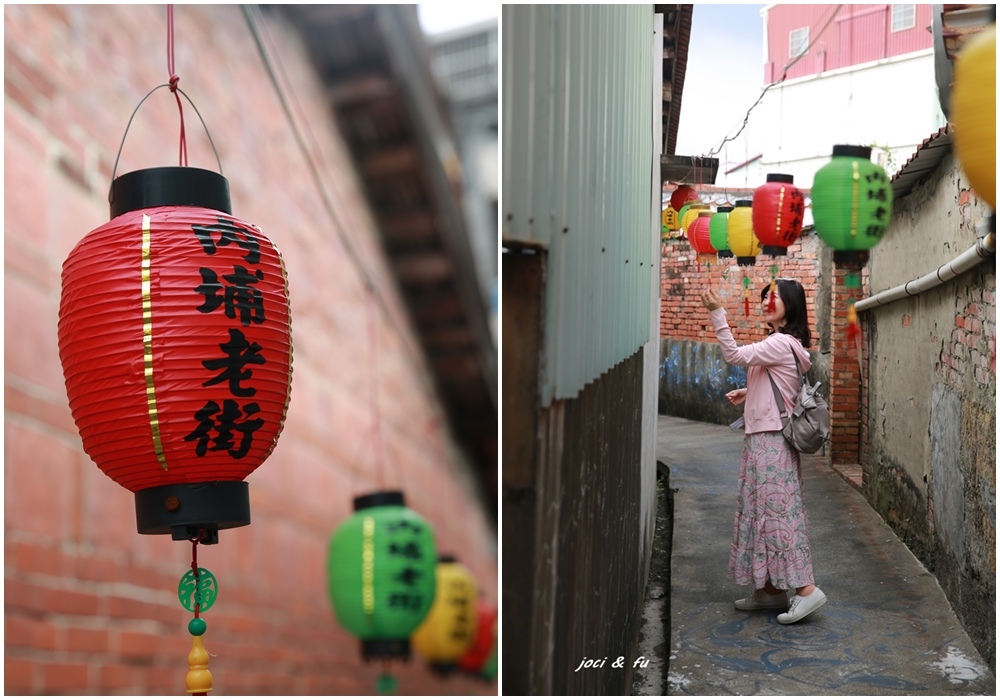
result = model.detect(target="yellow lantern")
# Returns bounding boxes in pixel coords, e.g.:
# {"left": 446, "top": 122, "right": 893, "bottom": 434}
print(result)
{"left": 727, "top": 200, "right": 761, "bottom": 265}
{"left": 412, "top": 557, "right": 477, "bottom": 672}
{"left": 952, "top": 22, "right": 996, "bottom": 209}
{"left": 680, "top": 203, "right": 709, "bottom": 237}
{"left": 662, "top": 205, "right": 679, "bottom": 233}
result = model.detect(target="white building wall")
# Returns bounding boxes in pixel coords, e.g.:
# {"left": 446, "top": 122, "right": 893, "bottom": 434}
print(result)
{"left": 736, "top": 49, "right": 946, "bottom": 188}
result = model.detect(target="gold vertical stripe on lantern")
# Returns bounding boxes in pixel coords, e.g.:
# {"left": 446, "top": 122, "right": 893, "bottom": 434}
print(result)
{"left": 362, "top": 516, "right": 375, "bottom": 615}
{"left": 774, "top": 188, "right": 784, "bottom": 238}
{"left": 141, "top": 214, "right": 169, "bottom": 471}
{"left": 850, "top": 162, "right": 859, "bottom": 239}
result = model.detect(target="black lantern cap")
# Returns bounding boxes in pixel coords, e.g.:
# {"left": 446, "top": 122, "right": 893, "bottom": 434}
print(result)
{"left": 831, "top": 145, "right": 873, "bottom": 159}
{"left": 438, "top": 554, "right": 457, "bottom": 563}
{"left": 762, "top": 246, "right": 789, "bottom": 256}
{"left": 134, "top": 480, "right": 250, "bottom": 544}
{"left": 766, "top": 173, "right": 794, "bottom": 183}
{"left": 110, "top": 166, "right": 232, "bottom": 219}
{"left": 353, "top": 490, "right": 405, "bottom": 511}
{"left": 361, "top": 638, "right": 410, "bottom": 662}
{"left": 717, "top": 205, "right": 734, "bottom": 213}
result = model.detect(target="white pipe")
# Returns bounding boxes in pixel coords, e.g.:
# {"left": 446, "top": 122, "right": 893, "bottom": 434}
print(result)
{"left": 854, "top": 231, "right": 995, "bottom": 312}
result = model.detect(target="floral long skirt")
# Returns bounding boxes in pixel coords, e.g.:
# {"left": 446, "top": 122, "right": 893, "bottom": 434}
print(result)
{"left": 729, "top": 431, "right": 815, "bottom": 590}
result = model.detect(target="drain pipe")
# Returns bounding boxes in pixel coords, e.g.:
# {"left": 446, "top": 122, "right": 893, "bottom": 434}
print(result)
{"left": 854, "top": 227, "right": 995, "bottom": 313}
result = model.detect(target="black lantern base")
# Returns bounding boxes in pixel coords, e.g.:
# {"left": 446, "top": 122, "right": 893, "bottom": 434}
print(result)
{"left": 833, "top": 250, "right": 869, "bottom": 268}
{"left": 361, "top": 638, "right": 410, "bottom": 662}
{"left": 761, "top": 246, "right": 788, "bottom": 256}
{"left": 134, "top": 481, "right": 250, "bottom": 543}
{"left": 736, "top": 257, "right": 757, "bottom": 267}
{"left": 430, "top": 662, "right": 458, "bottom": 677}
{"left": 717, "top": 250, "right": 734, "bottom": 259}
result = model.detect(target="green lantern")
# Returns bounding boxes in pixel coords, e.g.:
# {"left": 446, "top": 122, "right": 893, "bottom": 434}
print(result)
{"left": 481, "top": 643, "right": 497, "bottom": 681}
{"left": 710, "top": 206, "right": 734, "bottom": 259}
{"left": 327, "top": 491, "right": 437, "bottom": 662}
{"left": 811, "top": 145, "right": 893, "bottom": 267}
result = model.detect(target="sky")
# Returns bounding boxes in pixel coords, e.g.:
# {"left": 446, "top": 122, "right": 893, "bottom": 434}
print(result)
{"left": 418, "top": 2, "right": 498, "bottom": 35}
{"left": 673, "top": 4, "right": 769, "bottom": 172}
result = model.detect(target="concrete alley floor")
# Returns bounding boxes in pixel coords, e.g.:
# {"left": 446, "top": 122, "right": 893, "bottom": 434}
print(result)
{"left": 658, "top": 415, "right": 995, "bottom": 696}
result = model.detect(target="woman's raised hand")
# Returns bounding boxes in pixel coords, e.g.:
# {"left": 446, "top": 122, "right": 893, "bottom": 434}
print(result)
{"left": 701, "top": 288, "right": 724, "bottom": 311}
{"left": 726, "top": 388, "right": 748, "bottom": 406}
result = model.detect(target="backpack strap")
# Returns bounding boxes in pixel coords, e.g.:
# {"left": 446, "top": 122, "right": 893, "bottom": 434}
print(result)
{"left": 764, "top": 368, "right": 789, "bottom": 421}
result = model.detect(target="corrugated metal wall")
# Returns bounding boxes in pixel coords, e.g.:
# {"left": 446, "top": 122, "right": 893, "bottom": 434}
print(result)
{"left": 502, "top": 4, "right": 655, "bottom": 405}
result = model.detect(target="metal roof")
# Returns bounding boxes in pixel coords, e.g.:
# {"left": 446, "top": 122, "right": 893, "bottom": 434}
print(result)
{"left": 890, "top": 125, "right": 953, "bottom": 201}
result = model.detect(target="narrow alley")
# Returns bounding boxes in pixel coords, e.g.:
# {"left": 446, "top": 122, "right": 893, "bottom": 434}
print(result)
{"left": 651, "top": 415, "right": 994, "bottom": 695}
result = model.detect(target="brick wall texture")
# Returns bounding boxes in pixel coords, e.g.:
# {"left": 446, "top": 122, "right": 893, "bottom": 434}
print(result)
{"left": 4, "top": 5, "right": 496, "bottom": 695}
{"left": 660, "top": 230, "right": 823, "bottom": 346}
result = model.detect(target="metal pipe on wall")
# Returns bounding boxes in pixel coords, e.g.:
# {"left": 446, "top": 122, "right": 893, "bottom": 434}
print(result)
{"left": 854, "top": 229, "right": 995, "bottom": 312}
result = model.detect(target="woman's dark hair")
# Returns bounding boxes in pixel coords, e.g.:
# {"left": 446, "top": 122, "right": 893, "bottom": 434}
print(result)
{"left": 760, "top": 278, "right": 811, "bottom": 348}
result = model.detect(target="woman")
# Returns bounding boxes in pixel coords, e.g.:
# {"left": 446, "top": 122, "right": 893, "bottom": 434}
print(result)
{"left": 700, "top": 279, "right": 826, "bottom": 624}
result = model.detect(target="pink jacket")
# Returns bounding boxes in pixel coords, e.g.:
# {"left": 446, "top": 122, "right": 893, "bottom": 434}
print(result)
{"left": 710, "top": 308, "right": 812, "bottom": 435}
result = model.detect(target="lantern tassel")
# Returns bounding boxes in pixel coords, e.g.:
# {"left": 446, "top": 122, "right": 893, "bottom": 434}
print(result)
{"left": 767, "top": 264, "right": 779, "bottom": 313}
{"left": 847, "top": 300, "right": 862, "bottom": 358}
{"left": 742, "top": 274, "right": 751, "bottom": 317}
{"left": 377, "top": 662, "right": 398, "bottom": 694}
{"left": 186, "top": 634, "right": 213, "bottom": 695}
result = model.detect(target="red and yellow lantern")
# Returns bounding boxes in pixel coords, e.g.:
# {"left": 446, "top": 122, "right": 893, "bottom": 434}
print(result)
{"left": 412, "top": 556, "right": 478, "bottom": 674}
{"left": 726, "top": 200, "right": 760, "bottom": 316}
{"left": 688, "top": 211, "right": 716, "bottom": 279}
{"left": 57, "top": 166, "right": 293, "bottom": 539}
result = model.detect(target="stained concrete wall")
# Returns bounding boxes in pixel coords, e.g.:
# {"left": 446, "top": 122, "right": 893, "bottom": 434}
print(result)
{"left": 864, "top": 151, "right": 995, "bottom": 669}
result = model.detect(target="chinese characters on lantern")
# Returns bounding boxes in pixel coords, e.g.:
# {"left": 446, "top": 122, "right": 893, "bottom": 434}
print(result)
{"left": 386, "top": 519, "right": 428, "bottom": 612}
{"left": 185, "top": 217, "right": 268, "bottom": 459}
{"left": 864, "top": 170, "right": 890, "bottom": 239}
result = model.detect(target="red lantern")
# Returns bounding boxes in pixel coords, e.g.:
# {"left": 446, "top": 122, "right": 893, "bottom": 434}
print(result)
{"left": 457, "top": 602, "right": 497, "bottom": 675}
{"left": 687, "top": 211, "right": 716, "bottom": 257}
{"left": 57, "top": 167, "right": 293, "bottom": 542}
{"left": 670, "top": 184, "right": 699, "bottom": 212}
{"left": 752, "top": 173, "right": 806, "bottom": 256}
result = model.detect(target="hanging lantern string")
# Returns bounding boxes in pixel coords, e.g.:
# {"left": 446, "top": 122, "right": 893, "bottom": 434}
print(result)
{"left": 367, "top": 286, "right": 386, "bottom": 488}
{"left": 166, "top": 4, "right": 188, "bottom": 167}
{"left": 189, "top": 528, "right": 206, "bottom": 619}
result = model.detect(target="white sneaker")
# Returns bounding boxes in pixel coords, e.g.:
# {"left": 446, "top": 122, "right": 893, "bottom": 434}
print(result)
{"left": 777, "top": 587, "right": 827, "bottom": 624}
{"left": 734, "top": 589, "right": 788, "bottom": 610}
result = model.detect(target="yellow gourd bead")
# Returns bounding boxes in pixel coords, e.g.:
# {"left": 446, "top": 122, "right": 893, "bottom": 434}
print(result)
{"left": 186, "top": 634, "right": 213, "bottom": 694}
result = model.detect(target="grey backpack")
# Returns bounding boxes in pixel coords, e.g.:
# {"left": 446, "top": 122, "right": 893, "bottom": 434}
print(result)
{"left": 766, "top": 349, "right": 830, "bottom": 454}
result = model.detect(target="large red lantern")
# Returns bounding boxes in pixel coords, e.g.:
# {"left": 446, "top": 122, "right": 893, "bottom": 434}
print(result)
{"left": 752, "top": 173, "right": 805, "bottom": 256}
{"left": 58, "top": 167, "right": 293, "bottom": 542}
{"left": 670, "top": 184, "right": 699, "bottom": 212}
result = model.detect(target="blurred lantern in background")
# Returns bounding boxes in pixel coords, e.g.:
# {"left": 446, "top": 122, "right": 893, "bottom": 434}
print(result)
{"left": 753, "top": 173, "right": 806, "bottom": 311}
{"left": 662, "top": 204, "right": 680, "bottom": 242}
{"left": 726, "top": 200, "right": 760, "bottom": 316}
{"left": 412, "top": 556, "right": 478, "bottom": 675}
{"left": 952, "top": 15, "right": 996, "bottom": 210}
{"left": 710, "top": 206, "right": 734, "bottom": 260}
{"left": 480, "top": 644, "right": 498, "bottom": 681}
{"left": 680, "top": 202, "right": 709, "bottom": 238}
{"left": 670, "top": 184, "right": 699, "bottom": 212}
{"left": 812, "top": 145, "right": 893, "bottom": 349}
{"left": 57, "top": 162, "right": 294, "bottom": 694}
{"left": 687, "top": 211, "right": 717, "bottom": 278}
{"left": 457, "top": 601, "right": 497, "bottom": 677}
{"left": 328, "top": 491, "right": 438, "bottom": 693}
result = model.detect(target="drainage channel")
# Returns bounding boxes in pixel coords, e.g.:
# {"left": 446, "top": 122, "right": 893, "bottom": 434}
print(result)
{"left": 632, "top": 461, "right": 674, "bottom": 695}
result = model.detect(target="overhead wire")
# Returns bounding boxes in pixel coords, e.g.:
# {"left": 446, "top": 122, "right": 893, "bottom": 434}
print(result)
{"left": 701, "top": 4, "right": 844, "bottom": 161}
{"left": 239, "top": 4, "right": 443, "bottom": 404}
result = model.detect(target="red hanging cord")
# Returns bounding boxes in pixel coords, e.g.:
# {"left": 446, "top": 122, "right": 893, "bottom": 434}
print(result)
{"left": 167, "top": 5, "right": 188, "bottom": 166}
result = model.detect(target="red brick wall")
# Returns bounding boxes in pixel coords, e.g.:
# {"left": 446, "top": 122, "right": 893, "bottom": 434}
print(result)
{"left": 5, "top": 5, "right": 496, "bottom": 695}
{"left": 660, "top": 230, "right": 823, "bottom": 345}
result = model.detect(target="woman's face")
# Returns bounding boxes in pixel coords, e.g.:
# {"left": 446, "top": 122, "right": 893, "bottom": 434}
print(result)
{"left": 761, "top": 288, "right": 786, "bottom": 329}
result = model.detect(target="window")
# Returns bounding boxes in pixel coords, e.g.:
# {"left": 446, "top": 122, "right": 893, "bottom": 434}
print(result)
{"left": 789, "top": 27, "right": 809, "bottom": 58}
{"left": 891, "top": 4, "right": 915, "bottom": 32}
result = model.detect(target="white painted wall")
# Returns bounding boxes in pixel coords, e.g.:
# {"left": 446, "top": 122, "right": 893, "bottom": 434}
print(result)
{"left": 728, "top": 50, "right": 947, "bottom": 188}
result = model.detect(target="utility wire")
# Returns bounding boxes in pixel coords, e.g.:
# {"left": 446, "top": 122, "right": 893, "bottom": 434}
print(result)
{"left": 240, "top": 5, "right": 439, "bottom": 398}
{"left": 702, "top": 4, "right": 843, "bottom": 160}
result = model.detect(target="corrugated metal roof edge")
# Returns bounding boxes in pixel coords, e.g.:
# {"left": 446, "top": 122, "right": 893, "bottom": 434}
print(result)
{"left": 890, "top": 124, "right": 953, "bottom": 200}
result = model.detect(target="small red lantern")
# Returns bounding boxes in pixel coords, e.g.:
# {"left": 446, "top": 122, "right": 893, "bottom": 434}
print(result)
{"left": 457, "top": 601, "right": 497, "bottom": 676}
{"left": 670, "top": 184, "right": 699, "bottom": 212}
{"left": 58, "top": 167, "right": 293, "bottom": 542}
{"left": 752, "top": 173, "right": 805, "bottom": 256}
{"left": 688, "top": 211, "right": 716, "bottom": 257}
